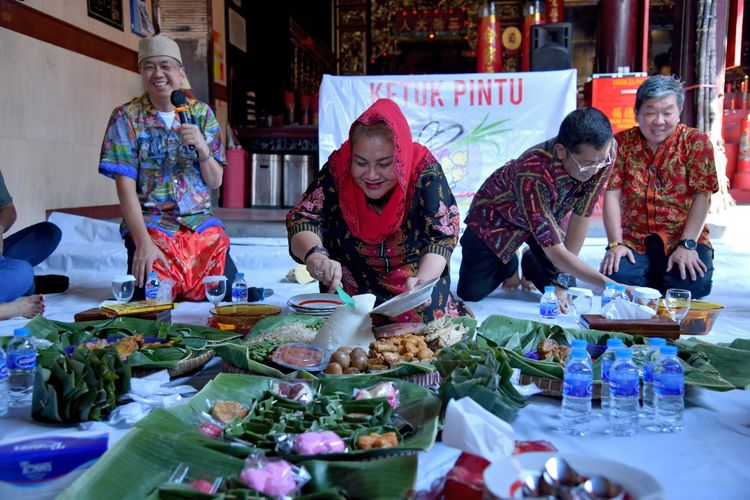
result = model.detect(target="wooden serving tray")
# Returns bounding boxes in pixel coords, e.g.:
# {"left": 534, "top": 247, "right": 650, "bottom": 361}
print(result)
{"left": 73, "top": 307, "right": 172, "bottom": 323}
{"left": 580, "top": 313, "right": 680, "bottom": 339}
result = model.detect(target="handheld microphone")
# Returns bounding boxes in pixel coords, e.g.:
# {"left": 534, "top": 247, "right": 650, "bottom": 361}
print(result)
{"left": 170, "top": 90, "right": 195, "bottom": 151}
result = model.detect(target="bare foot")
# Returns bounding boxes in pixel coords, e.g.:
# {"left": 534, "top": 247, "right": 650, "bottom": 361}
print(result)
{"left": 519, "top": 276, "right": 537, "bottom": 292}
{"left": 0, "top": 295, "right": 45, "bottom": 320}
{"left": 501, "top": 272, "right": 522, "bottom": 290}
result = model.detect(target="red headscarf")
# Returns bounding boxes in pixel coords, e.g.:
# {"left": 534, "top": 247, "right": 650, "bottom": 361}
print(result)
{"left": 328, "top": 98, "right": 435, "bottom": 244}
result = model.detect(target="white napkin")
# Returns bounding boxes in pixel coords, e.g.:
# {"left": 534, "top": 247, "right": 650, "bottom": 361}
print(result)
{"left": 313, "top": 293, "right": 376, "bottom": 351}
{"left": 107, "top": 370, "right": 196, "bottom": 425}
{"left": 600, "top": 298, "right": 655, "bottom": 320}
{"left": 442, "top": 397, "right": 515, "bottom": 462}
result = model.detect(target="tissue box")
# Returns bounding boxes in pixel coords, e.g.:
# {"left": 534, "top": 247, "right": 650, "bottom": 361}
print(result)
{"left": 0, "top": 433, "right": 109, "bottom": 499}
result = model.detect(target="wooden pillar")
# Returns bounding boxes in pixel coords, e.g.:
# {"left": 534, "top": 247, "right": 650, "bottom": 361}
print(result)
{"left": 672, "top": 0, "right": 697, "bottom": 126}
{"left": 596, "top": 0, "right": 639, "bottom": 73}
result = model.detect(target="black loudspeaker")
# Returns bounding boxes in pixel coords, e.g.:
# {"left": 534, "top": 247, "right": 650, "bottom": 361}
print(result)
{"left": 530, "top": 23, "right": 573, "bottom": 71}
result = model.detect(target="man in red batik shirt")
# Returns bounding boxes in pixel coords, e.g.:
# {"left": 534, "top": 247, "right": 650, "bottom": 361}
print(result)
{"left": 600, "top": 75, "right": 718, "bottom": 298}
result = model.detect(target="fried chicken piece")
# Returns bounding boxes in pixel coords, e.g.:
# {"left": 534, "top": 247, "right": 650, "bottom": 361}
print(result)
{"left": 417, "top": 348, "right": 434, "bottom": 361}
{"left": 367, "top": 358, "right": 388, "bottom": 371}
{"left": 537, "top": 338, "right": 571, "bottom": 364}
{"left": 371, "top": 340, "right": 398, "bottom": 353}
{"left": 357, "top": 432, "right": 399, "bottom": 450}
{"left": 382, "top": 352, "right": 402, "bottom": 366}
{"left": 82, "top": 339, "right": 110, "bottom": 350}
{"left": 114, "top": 336, "right": 141, "bottom": 360}
{"left": 210, "top": 401, "right": 249, "bottom": 424}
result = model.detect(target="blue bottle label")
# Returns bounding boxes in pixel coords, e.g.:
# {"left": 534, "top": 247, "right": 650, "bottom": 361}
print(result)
{"left": 610, "top": 374, "right": 639, "bottom": 397}
{"left": 655, "top": 373, "right": 684, "bottom": 396}
{"left": 8, "top": 353, "right": 36, "bottom": 370}
{"left": 0, "top": 364, "right": 7, "bottom": 379}
{"left": 232, "top": 286, "right": 248, "bottom": 301}
{"left": 145, "top": 284, "right": 159, "bottom": 300}
{"left": 601, "top": 358, "right": 614, "bottom": 382}
{"left": 540, "top": 302, "right": 559, "bottom": 317}
{"left": 563, "top": 373, "right": 593, "bottom": 398}
{"left": 601, "top": 296, "right": 612, "bottom": 307}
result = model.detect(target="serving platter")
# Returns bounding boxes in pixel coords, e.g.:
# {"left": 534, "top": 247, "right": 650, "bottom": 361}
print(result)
{"left": 483, "top": 452, "right": 665, "bottom": 500}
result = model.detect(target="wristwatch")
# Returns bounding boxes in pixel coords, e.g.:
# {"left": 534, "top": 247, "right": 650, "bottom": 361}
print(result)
{"left": 303, "top": 245, "right": 329, "bottom": 262}
{"left": 680, "top": 239, "right": 697, "bottom": 251}
{"left": 605, "top": 241, "right": 622, "bottom": 251}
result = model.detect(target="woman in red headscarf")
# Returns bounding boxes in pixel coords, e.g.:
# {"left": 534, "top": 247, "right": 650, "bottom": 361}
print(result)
{"left": 287, "top": 98, "right": 468, "bottom": 322}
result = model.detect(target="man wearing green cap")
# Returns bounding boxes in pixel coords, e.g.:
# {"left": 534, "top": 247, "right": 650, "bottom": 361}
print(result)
{"left": 98, "top": 34, "right": 237, "bottom": 301}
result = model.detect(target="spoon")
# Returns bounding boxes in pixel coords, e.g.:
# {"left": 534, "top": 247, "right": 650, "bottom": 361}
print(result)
{"left": 335, "top": 285, "right": 356, "bottom": 309}
{"left": 582, "top": 476, "right": 625, "bottom": 499}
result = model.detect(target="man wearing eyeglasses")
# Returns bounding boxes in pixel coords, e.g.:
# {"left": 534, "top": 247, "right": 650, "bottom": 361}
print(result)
{"left": 599, "top": 75, "right": 718, "bottom": 298}
{"left": 98, "top": 35, "right": 237, "bottom": 301}
{"left": 458, "top": 107, "right": 623, "bottom": 311}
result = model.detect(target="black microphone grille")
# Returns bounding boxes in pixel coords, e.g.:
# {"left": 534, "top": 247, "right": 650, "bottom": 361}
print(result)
{"left": 170, "top": 90, "right": 188, "bottom": 106}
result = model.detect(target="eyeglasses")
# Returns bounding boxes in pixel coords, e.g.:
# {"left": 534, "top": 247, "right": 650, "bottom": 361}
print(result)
{"left": 564, "top": 146, "right": 615, "bottom": 173}
{"left": 140, "top": 61, "right": 182, "bottom": 73}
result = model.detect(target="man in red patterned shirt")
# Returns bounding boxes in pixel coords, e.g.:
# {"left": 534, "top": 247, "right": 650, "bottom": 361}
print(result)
{"left": 600, "top": 75, "right": 718, "bottom": 298}
{"left": 459, "top": 108, "right": 623, "bottom": 311}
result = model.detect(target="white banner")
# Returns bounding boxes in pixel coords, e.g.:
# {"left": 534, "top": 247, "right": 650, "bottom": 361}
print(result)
{"left": 319, "top": 71, "right": 577, "bottom": 202}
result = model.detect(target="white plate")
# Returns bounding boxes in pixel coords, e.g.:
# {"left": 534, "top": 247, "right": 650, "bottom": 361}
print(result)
{"left": 370, "top": 277, "right": 439, "bottom": 317}
{"left": 288, "top": 306, "right": 334, "bottom": 317}
{"left": 483, "top": 452, "right": 665, "bottom": 500}
{"left": 287, "top": 293, "right": 343, "bottom": 310}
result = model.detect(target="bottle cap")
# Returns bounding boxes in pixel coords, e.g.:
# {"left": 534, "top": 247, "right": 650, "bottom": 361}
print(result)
{"left": 13, "top": 328, "right": 30, "bottom": 337}
{"left": 615, "top": 347, "right": 633, "bottom": 358}
{"left": 148, "top": 272, "right": 158, "bottom": 278}
{"left": 649, "top": 338, "right": 667, "bottom": 347}
{"left": 605, "top": 282, "right": 616, "bottom": 289}
{"left": 660, "top": 345, "right": 678, "bottom": 356}
{"left": 615, "top": 284, "right": 626, "bottom": 292}
{"left": 606, "top": 338, "right": 624, "bottom": 347}
{"left": 236, "top": 272, "right": 244, "bottom": 278}
{"left": 543, "top": 285, "right": 555, "bottom": 293}
{"left": 570, "top": 339, "right": 587, "bottom": 349}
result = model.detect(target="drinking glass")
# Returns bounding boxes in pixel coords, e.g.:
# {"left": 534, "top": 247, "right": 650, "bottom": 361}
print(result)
{"left": 204, "top": 276, "right": 227, "bottom": 308}
{"left": 112, "top": 275, "right": 136, "bottom": 303}
{"left": 567, "top": 287, "right": 593, "bottom": 326}
{"left": 664, "top": 288, "right": 691, "bottom": 324}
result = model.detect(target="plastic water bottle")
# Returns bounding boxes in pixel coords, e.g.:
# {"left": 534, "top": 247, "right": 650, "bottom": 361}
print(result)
{"left": 600, "top": 337, "right": 624, "bottom": 418}
{"left": 145, "top": 272, "right": 160, "bottom": 301}
{"left": 539, "top": 286, "right": 559, "bottom": 324}
{"left": 7, "top": 328, "right": 37, "bottom": 408}
{"left": 232, "top": 272, "right": 249, "bottom": 303}
{"left": 566, "top": 339, "right": 592, "bottom": 369}
{"left": 0, "top": 345, "right": 8, "bottom": 417}
{"left": 614, "top": 284, "right": 630, "bottom": 301}
{"left": 601, "top": 282, "right": 616, "bottom": 308}
{"left": 561, "top": 347, "right": 593, "bottom": 436}
{"left": 609, "top": 348, "right": 640, "bottom": 436}
{"left": 654, "top": 345, "right": 684, "bottom": 433}
{"left": 642, "top": 338, "right": 667, "bottom": 421}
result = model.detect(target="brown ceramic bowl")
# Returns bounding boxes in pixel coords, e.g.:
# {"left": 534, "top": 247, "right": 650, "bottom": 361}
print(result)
{"left": 657, "top": 300, "right": 724, "bottom": 335}
{"left": 210, "top": 304, "right": 282, "bottom": 332}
